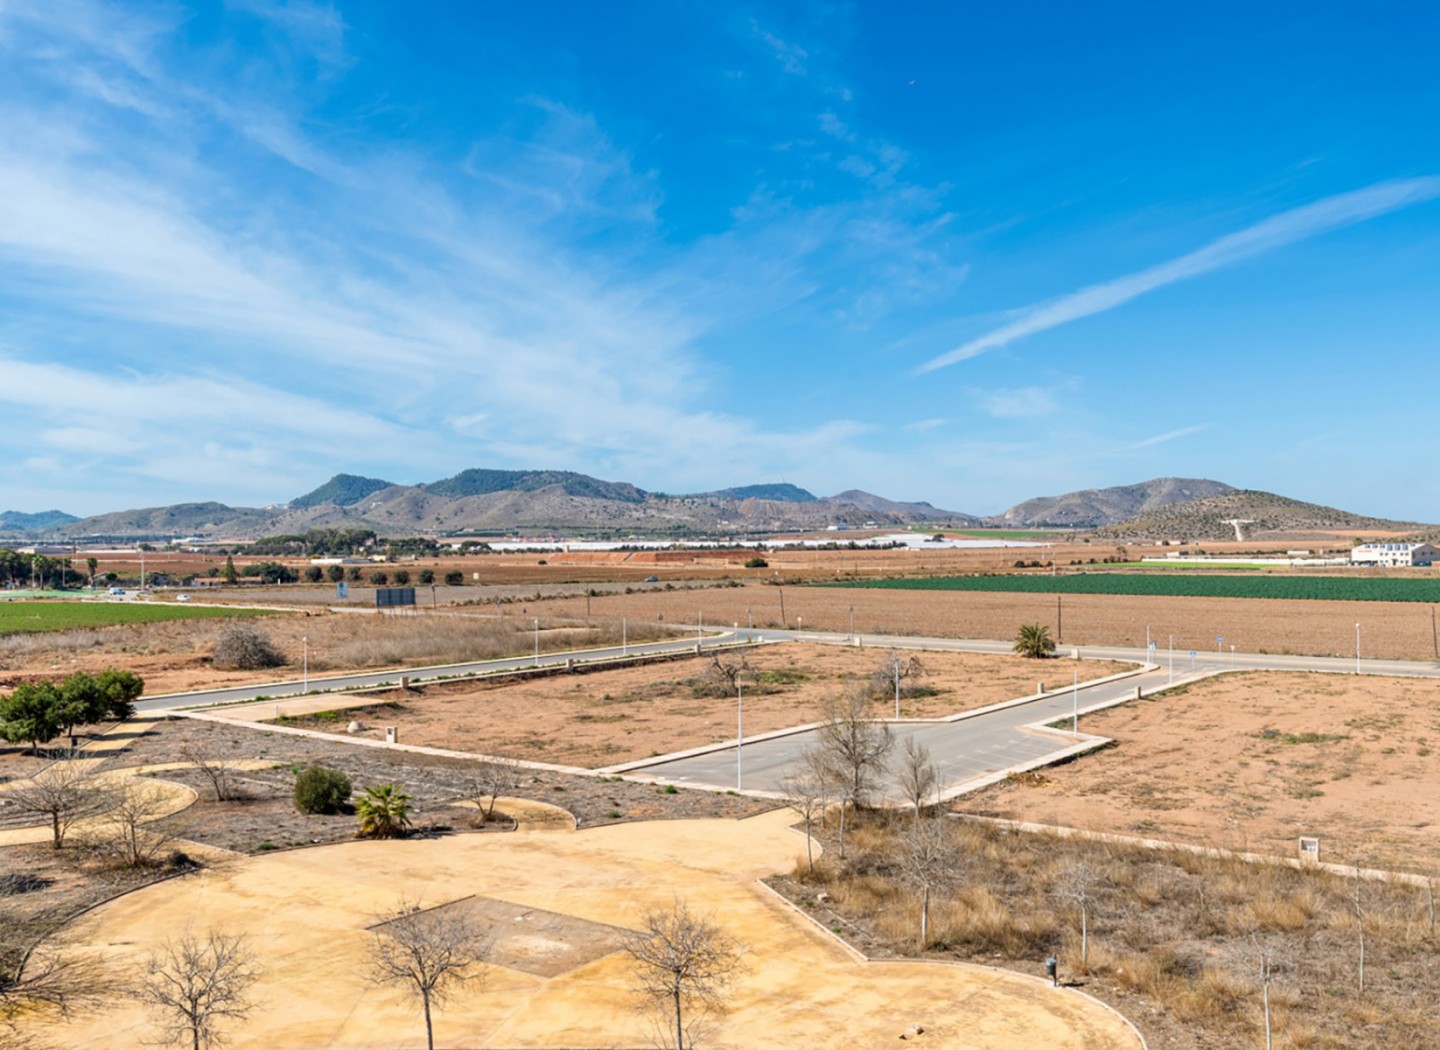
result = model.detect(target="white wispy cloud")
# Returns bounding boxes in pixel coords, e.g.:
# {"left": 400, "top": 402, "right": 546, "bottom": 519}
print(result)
{"left": 917, "top": 177, "right": 1440, "bottom": 374}
{"left": 1113, "top": 423, "right": 1210, "bottom": 453}
{"left": 973, "top": 385, "right": 1062, "bottom": 419}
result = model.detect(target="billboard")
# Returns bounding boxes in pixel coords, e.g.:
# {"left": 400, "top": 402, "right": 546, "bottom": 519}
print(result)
{"left": 375, "top": 587, "right": 416, "bottom": 608}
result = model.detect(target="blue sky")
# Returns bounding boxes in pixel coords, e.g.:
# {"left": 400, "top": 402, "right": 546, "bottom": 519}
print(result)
{"left": 2, "top": 2, "right": 1438, "bottom": 520}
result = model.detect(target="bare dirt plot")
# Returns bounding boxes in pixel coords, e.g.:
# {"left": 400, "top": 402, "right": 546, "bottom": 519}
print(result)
{"left": 964, "top": 671, "right": 1440, "bottom": 876}
{"left": 540, "top": 584, "right": 1440, "bottom": 661}
{"left": 0, "top": 610, "right": 672, "bottom": 696}
{"left": 258, "top": 645, "right": 1134, "bottom": 768}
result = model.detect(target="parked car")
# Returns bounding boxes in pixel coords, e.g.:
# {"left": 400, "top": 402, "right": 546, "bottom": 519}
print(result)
{"left": 644, "top": 576, "right": 659, "bottom": 582}
{"left": 175, "top": 594, "right": 191, "bottom": 602}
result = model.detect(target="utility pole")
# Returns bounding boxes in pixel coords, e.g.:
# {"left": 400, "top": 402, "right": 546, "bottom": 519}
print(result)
{"left": 1057, "top": 595, "right": 1063, "bottom": 643}
{"left": 303, "top": 636, "right": 308, "bottom": 692}
{"left": 534, "top": 618, "right": 540, "bottom": 667}
{"left": 1355, "top": 622, "right": 1361, "bottom": 675}
{"left": 1071, "top": 666, "right": 1079, "bottom": 735}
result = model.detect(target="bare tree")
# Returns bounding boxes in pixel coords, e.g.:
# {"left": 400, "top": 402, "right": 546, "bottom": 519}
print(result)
{"left": 895, "top": 737, "right": 938, "bottom": 816}
{"left": 0, "top": 915, "right": 119, "bottom": 1042}
{"left": 689, "top": 656, "right": 750, "bottom": 699}
{"left": 807, "top": 686, "right": 893, "bottom": 859}
{"left": 870, "top": 651, "right": 926, "bottom": 717}
{"left": 368, "top": 899, "right": 490, "bottom": 1050}
{"left": 1250, "top": 931, "right": 1281, "bottom": 1050}
{"left": 896, "top": 816, "right": 959, "bottom": 948}
{"left": 2, "top": 754, "right": 114, "bottom": 849}
{"left": 778, "top": 770, "right": 826, "bottom": 875}
{"left": 623, "top": 899, "right": 743, "bottom": 1050}
{"left": 140, "top": 931, "right": 260, "bottom": 1050}
{"left": 100, "top": 782, "right": 182, "bottom": 868}
{"left": 464, "top": 757, "right": 523, "bottom": 825}
{"left": 1053, "top": 858, "right": 1101, "bottom": 968}
{"left": 178, "top": 744, "right": 242, "bottom": 803}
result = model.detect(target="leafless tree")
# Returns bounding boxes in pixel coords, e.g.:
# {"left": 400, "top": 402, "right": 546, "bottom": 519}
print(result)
{"left": 2, "top": 754, "right": 114, "bottom": 849}
{"left": 140, "top": 931, "right": 260, "bottom": 1050}
{"left": 178, "top": 744, "right": 242, "bottom": 803}
{"left": 100, "top": 782, "right": 182, "bottom": 868}
{"left": 870, "top": 651, "right": 927, "bottom": 716}
{"left": 896, "top": 816, "right": 959, "bottom": 948}
{"left": 778, "top": 770, "right": 826, "bottom": 875}
{"left": 895, "top": 737, "right": 938, "bottom": 816}
{"left": 464, "top": 758, "right": 523, "bottom": 824}
{"left": 368, "top": 899, "right": 490, "bottom": 1050}
{"left": 210, "top": 623, "right": 284, "bottom": 671}
{"left": 1053, "top": 858, "right": 1101, "bottom": 968}
{"left": 1250, "top": 931, "right": 1282, "bottom": 1050}
{"left": 807, "top": 686, "right": 893, "bottom": 859}
{"left": 623, "top": 899, "right": 743, "bottom": 1050}
{"left": 689, "top": 656, "right": 750, "bottom": 699}
{"left": 0, "top": 913, "right": 119, "bottom": 1045}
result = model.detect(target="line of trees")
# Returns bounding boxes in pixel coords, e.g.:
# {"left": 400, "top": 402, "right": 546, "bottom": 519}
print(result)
{"left": 0, "top": 670, "right": 142, "bottom": 753}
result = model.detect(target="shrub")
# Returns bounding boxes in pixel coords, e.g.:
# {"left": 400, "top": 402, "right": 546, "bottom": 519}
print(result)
{"left": 418, "top": 569, "right": 435, "bottom": 585}
{"left": 303, "top": 566, "right": 323, "bottom": 583}
{"left": 369, "top": 571, "right": 389, "bottom": 585}
{"left": 444, "top": 571, "right": 464, "bottom": 586}
{"left": 326, "top": 565, "right": 345, "bottom": 583}
{"left": 744, "top": 556, "right": 768, "bottom": 568}
{"left": 354, "top": 782, "right": 411, "bottom": 838}
{"left": 391, "top": 569, "right": 410, "bottom": 585}
{"left": 212, "top": 621, "right": 286, "bottom": 670}
{"left": 346, "top": 567, "right": 362, "bottom": 582}
{"left": 293, "top": 765, "right": 352, "bottom": 815}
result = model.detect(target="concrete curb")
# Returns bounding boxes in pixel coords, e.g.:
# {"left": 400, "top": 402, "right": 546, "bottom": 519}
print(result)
{"left": 751, "top": 879, "right": 1149, "bottom": 1050}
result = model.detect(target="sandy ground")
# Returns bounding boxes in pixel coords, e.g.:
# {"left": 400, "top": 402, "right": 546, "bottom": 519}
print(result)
{"left": 965, "top": 670, "right": 1440, "bottom": 875}
{"left": 230, "top": 645, "right": 1132, "bottom": 768}
{"left": 40, "top": 809, "right": 1143, "bottom": 1050}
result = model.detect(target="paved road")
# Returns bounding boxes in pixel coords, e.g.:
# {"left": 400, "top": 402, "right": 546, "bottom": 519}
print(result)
{"left": 628, "top": 628, "right": 1440, "bottom": 798}
{"left": 135, "top": 635, "right": 750, "bottom": 712}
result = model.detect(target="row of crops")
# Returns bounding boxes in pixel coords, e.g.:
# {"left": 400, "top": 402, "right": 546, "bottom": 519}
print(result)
{"left": 0, "top": 601, "right": 266, "bottom": 636}
{"left": 830, "top": 574, "right": 1440, "bottom": 603}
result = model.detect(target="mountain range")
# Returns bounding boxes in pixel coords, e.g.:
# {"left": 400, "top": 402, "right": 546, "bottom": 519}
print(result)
{"left": 0, "top": 472, "right": 1424, "bottom": 542}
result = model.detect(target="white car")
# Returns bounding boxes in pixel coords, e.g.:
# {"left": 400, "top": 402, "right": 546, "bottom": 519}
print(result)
{"left": 175, "top": 594, "right": 191, "bottom": 602}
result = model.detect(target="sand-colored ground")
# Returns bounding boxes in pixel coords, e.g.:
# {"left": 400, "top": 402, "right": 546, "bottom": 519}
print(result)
{"left": 232, "top": 645, "right": 1132, "bottom": 768}
{"left": 968, "top": 671, "right": 1440, "bottom": 875}
{"left": 42, "top": 809, "right": 1143, "bottom": 1050}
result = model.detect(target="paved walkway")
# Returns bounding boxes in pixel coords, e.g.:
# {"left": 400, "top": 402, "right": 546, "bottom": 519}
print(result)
{"left": 46, "top": 811, "right": 1144, "bottom": 1050}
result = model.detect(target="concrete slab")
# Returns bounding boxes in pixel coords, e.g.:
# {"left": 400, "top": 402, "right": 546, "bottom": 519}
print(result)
{"left": 42, "top": 811, "right": 1143, "bottom": 1049}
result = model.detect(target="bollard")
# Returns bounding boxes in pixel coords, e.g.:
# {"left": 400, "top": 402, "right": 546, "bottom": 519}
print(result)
{"left": 566, "top": 658, "right": 574, "bottom": 671}
{"left": 1038, "top": 681, "right": 1045, "bottom": 694}
{"left": 1136, "top": 685, "right": 1142, "bottom": 699}
{"left": 385, "top": 726, "right": 397, "bottom": 744}
{"left": 400, "top": 675, "right": 410, "bottom": 691}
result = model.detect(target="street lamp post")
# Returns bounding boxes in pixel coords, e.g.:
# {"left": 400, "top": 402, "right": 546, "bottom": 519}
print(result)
{"left": 534, "top": 618, "right": 540, "bottom": 667}
{"left": 850, "top": 605, "right": 855, "bottom": 643}
{"left": 1168, "top": 634, "right": 1174, "bottom": 684}
{"left": 622, "top": 617, "right": 627, "bottom": 655}
{"left": 303, "top": 636, "right": 308, "bottom": 692}
{"left": 1072, "top": 667, "right": 1079, "bottom": 735}
{"left": 1355, "top": 623, "right": 1361, "bottom": 675}
{"left": 736, "top": 670, "right": 744, "bottom": 790}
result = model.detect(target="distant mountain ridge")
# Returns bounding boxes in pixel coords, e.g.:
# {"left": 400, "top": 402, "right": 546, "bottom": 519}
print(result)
{"left": 1092, "top": 489, "right": 1421, "bottom": 540}
{"left": 0, "top": 509, "right": 80, "bottom": 532}
{"left": 992, "top": 478, "right": 1235, "bottom": 528}
{"left": 26, "top": 469, "right": 974, "bottom": 540}
{"left": 8, "top": 472, "right": 1423, "bottom": 542}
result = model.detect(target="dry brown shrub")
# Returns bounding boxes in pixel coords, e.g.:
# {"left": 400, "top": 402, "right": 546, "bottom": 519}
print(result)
{"left": 1168, "top": 965, "right": 1248, "bottom": 1023}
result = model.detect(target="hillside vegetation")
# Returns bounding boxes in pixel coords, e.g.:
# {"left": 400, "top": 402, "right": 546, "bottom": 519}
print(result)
{"left": 1095, "top": 490, "right": 1416, "bottom": 540}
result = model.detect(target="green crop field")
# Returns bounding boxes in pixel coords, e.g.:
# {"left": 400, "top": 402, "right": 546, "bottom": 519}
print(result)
{"left": 829, "top": 574, "right": 1440, "bottom": 603}
{"left": 0, "top": 601, "right": 272, "bottom": 636}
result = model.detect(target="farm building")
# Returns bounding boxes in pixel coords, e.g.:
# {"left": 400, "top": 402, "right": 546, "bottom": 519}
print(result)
{"left": 1350, "top": 542, "right": 1439, "bottom": 567}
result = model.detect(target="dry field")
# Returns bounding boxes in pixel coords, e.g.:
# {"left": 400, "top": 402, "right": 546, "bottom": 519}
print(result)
{"left": 0, "top": 611, "right": 672, "bottom": 695}
{"left": 541, "top": 585, "right": 1440, "bottom": 661}
{"left": 966, "top": 671, "right": 1440, "bottom": 876}
{"left": 253, "top": 644, "right": 1133, "bottom": 768}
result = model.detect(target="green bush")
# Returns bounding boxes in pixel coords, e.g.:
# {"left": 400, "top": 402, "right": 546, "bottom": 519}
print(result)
{"left": 744, "top": 556, "right": 768, "bottom": 568}
{"left": 418, "top": 569, "right": 435, "bottom": 585}
{"left": 368, "top": 570, "right": 389, "bottom": 585}
{"left": 391, "top": 569, "right": 411, "bottom": 585}
{"left": 293, "top": 765, "right": 352, "bottom": 815}
{"left": 444, "top": 571, "right": 464, "bottom": 586}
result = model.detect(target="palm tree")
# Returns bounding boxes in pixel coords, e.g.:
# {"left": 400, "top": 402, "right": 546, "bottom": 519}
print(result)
{"left": 356, "top": 783, "right": 412, "bottom": 839}
{"left": 1013, "top": 622, "right": 1056, "bottom": 659}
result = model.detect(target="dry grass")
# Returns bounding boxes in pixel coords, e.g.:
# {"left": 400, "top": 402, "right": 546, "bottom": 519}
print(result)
{"left": 776, "top": 810, "right": 1440, "bottom": 1050}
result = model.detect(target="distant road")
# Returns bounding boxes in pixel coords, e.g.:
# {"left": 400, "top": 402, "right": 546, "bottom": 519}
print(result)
{"left": 135, "top": 635, "right": 745, "bottom": 712}
{"left": 139, "top": 626, "right": 1440, "bottom": 798}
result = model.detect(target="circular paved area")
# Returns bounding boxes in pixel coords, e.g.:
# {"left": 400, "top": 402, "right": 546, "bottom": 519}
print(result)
{"left": 49, "top": 811, "right": 1143, "bottom": 1049}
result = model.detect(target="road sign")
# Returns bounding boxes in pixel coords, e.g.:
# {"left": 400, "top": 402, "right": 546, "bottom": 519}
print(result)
{"left": 1189, "top": 650, "right": 1197, "bottom": 658}
{"left": 336, "top": 581, "right": 348, "bottom": 599}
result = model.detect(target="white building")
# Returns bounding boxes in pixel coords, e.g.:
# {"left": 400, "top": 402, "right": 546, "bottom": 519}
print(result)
{"left": 1350, "top": 542, "right": 1439, "bottom": 567}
